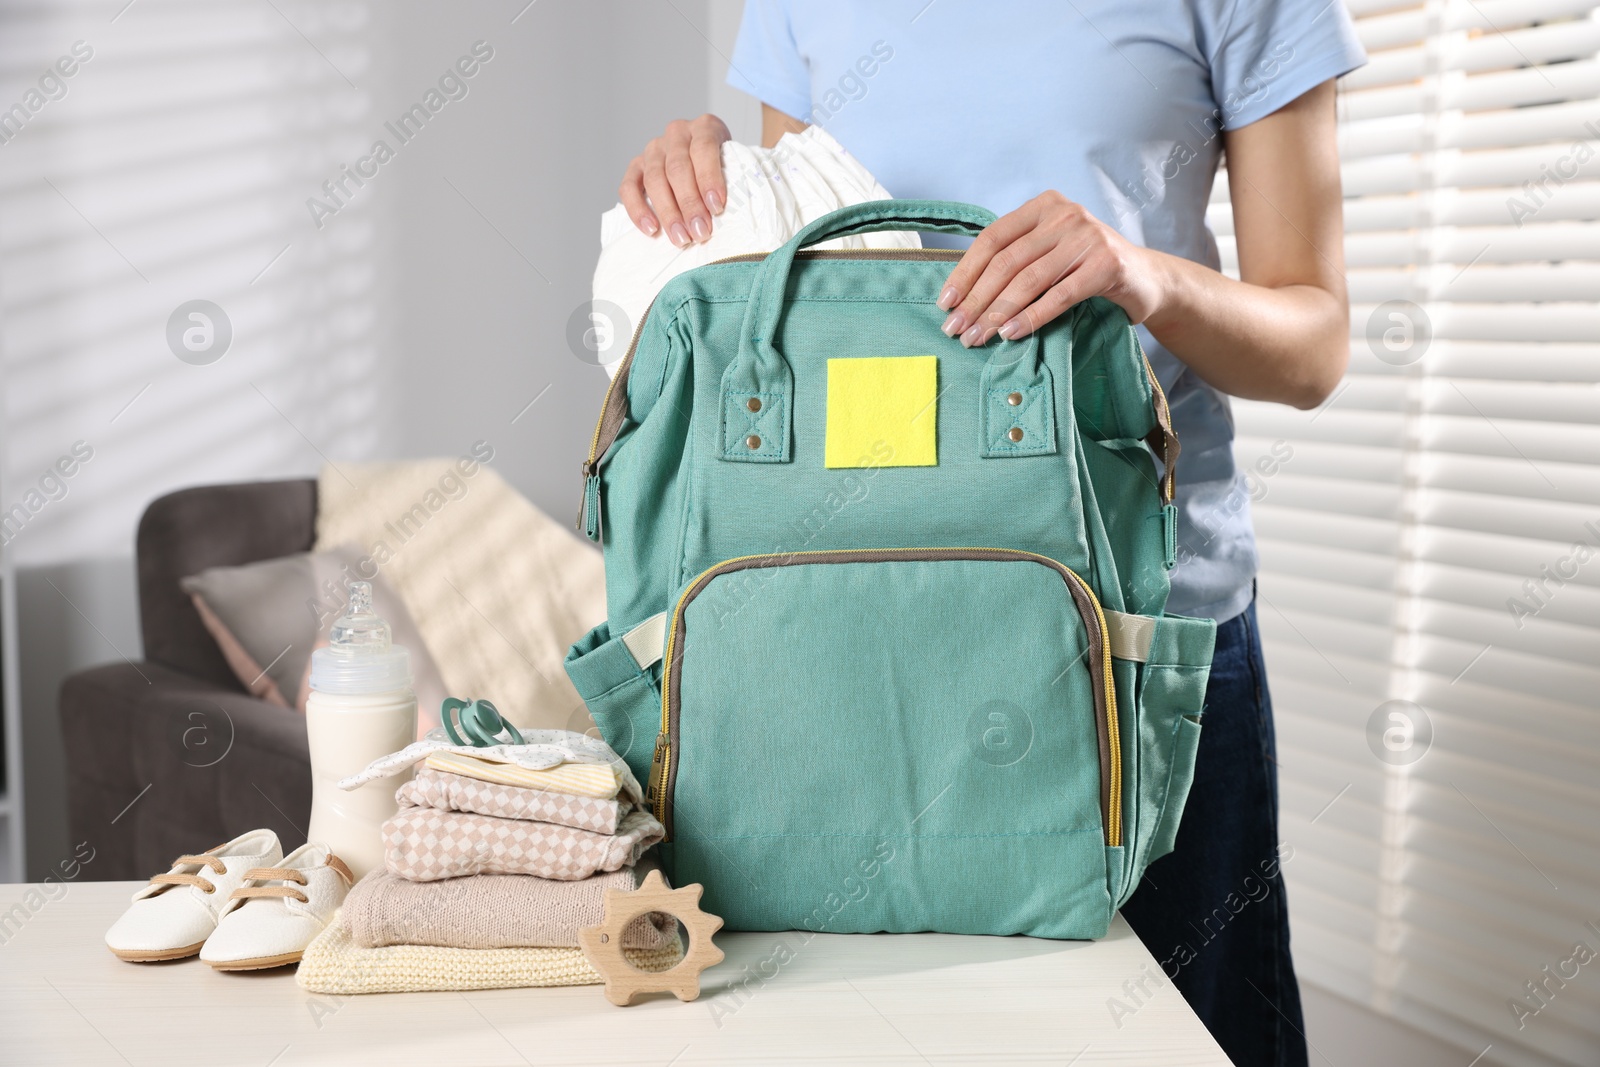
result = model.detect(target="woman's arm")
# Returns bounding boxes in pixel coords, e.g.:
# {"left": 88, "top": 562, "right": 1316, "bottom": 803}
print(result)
{"left": 939, "top": 81, "right": 1349, "bottom": 410}
{"left": 762, "top": 103, "right": 808, "bottom": 148}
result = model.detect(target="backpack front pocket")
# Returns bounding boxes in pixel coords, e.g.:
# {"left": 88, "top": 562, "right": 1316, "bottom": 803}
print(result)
{"left": 653, "top": 548, "right": 1120, "bottom": 938}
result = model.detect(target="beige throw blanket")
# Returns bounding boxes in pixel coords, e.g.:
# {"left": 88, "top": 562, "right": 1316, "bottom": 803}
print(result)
{"left": 342, "top": 864, "right": 675, "bottom": 950}
{"left": 315, "top": 458, "right": 605, "bottom": 733}
{"left": 297, "top": 917, "right": 682, "bottom": 994}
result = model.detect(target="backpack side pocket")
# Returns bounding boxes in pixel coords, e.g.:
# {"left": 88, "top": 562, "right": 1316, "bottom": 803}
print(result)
{"left": 1118, "top": 612, "right": 1215, "bottom": 907}
{"left": 564, "top": 619, "right": 663, "bottom": 786}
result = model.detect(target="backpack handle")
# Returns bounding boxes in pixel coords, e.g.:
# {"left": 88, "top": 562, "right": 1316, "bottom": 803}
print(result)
{"left": 784, "top": 198, "right": 996, "bottom": 253}
{"left": 720, "top": 200, "right": 1005, "bottom": 464}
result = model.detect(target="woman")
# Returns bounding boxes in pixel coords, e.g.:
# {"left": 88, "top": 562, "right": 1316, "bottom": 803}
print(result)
{"left": 618, "top": 4, "right": 1365, "bottom": 1063}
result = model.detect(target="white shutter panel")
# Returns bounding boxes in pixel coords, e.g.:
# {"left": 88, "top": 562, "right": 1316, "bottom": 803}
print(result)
{"left": 1210, "top": 4, "right": 1600, "bottom": 1065}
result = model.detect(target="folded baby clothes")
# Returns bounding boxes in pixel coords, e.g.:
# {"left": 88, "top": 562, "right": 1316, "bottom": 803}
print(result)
{"left": 343, "top": 864, "right": 675, "bottom": 950}
{"left": 397, "top": 765, "right": 626, "bottom": 834}
{"left": 423, "top": 750, "right": 624, "bottom": 799}
{"left": 383, "top": 807, "right": 665, "bottom": 882}
{"left": 340, "top": 727, "right": 644, "bottom": 806}
{"left": 296, "top": 916, "right": 683, "bottom": 994}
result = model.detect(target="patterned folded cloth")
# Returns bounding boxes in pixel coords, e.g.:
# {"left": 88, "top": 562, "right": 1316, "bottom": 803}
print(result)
{"left": 344, "top": 864, "right": 675, "bottom": 950}
{"left": 341, "top": 729, "right": 642, "bottom": 805}
{"left": 424, "top": 750, "right": 624, "bottom": 799}
{"left": 397, "top": 765, "right": 626, "bottom": 834}
{"left": 383, "top": 806, "right": 665, "bottom": 882}
{"left": 296, "top": 915, "right": 683, "bottom": 994}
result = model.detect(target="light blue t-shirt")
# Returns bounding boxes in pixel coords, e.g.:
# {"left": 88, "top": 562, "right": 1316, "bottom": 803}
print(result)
{"left": 728, "top": 0, "right": 1366, "bottom": 622}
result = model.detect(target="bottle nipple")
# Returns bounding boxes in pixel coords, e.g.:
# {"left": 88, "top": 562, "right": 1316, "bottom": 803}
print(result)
{"left": 328, "top": 580, "right": 391, "bottom": 654}
{"left": 311, "top": 579, "right": 411, "bottom": 695}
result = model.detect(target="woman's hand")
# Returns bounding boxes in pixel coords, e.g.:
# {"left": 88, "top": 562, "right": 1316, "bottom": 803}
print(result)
{"left": 619, "top": 114, "right": 732, "bottom": 248}
{"left": 937, "top": 191, "right": 1165, "bottom": 347}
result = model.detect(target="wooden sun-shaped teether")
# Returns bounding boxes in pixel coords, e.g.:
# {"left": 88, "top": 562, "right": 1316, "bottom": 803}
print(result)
{"left": 579, "top": 869, "right": 725, "bottom": 1006}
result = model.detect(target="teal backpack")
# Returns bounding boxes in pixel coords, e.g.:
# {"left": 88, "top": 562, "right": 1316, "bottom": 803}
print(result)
{"left": 565, "top": 200, "right": 1216, "bottom": 939}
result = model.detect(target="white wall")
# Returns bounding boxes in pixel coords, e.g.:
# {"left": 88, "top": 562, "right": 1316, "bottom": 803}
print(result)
{"left": 385, "top": 0, "right": 713, "bottom": 511}
{"left": 0, "top": 0, "right": 714, "bottom": 879}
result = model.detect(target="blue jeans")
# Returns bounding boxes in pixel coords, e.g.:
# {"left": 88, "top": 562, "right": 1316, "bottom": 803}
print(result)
{"left": 1121, "top": 598, "right": 1308, "bottom": 1067}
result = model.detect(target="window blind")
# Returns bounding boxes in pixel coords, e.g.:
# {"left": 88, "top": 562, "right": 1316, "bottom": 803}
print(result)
{"left": 0, "top": 0, "right": 394, "bottom": 569}
{"left": 1209, "top": 3, "right": 1600, "bottom": 1065}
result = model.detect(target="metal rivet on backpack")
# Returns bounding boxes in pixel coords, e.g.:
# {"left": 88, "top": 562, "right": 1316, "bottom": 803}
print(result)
{"left": 746, "top": 397, "right": 762, "bottom": 413}
{"left": 746, "top": 434, "right": 762, "bottom": 450}
{"left": 1008, "top": 427, "right": 1024, "bottom": 443}
{"left": 1007, "top": 392, "right": 1023, "bottom": 406}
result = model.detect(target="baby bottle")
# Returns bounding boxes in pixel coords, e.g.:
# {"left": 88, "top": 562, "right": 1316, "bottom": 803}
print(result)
{"left": 306, "top": 580, "right": 417, "bottom": 880}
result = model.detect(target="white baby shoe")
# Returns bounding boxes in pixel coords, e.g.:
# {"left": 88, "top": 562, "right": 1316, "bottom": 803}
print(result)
{"left": 105, "top": 829, "right": 283, "bottom": 962}
{"left": 200, "top": 843, "right": 354, "bottom": 971}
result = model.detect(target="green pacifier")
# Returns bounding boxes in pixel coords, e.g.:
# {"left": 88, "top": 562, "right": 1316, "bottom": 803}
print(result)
{"left": 440, "top": 697, "right": 525, "bottom": 748}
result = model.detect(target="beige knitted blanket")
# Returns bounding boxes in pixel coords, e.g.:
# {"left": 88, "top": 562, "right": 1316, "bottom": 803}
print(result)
{"left": 296, "top": 915, "right": 683, "bottom": 994}
{"left": 314, "top": 458, "right": 605, "bottom": 732}
{"left": 343, "top": 865, "right": 675, "bottom": 950}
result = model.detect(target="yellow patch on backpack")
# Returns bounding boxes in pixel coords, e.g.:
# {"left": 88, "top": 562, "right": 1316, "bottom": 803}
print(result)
{"left": 824, "top": 356, "right": 938, "bottom": 468}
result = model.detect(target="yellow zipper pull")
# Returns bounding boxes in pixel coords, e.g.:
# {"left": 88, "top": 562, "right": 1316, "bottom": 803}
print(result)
{"left": 645, "top": 732, "right": 670, "bottom": 818}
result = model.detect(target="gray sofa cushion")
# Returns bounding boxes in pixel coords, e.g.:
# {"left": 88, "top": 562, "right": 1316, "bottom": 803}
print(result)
{"left": 136, "top": 479, "right": 317, "bottom": 689}
{"left": 178, "top": 545, "right": 448, "bottom": 719}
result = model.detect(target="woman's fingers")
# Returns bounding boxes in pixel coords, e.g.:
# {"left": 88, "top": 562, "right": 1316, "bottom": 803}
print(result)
{"left": 942, "top": 228, "right": 1063, "bottom": 347}
{"left": 938, "top": 202, "right": 1039, "bottom": 315}
{"left": 641, "top": 139, "right": 690, "bottom": 247}
{"left": 939, "top": 192, "right": 1135, "bottom": 346}
{"left": 661, "top": 120, "right": 713, "bottom": 244}
{"left": 626, "top": 115, "right": 731, "bottom": 243}
{"left": 688, "top": 115, "right": 729, "bottom": 217}
{"left": 983, "top": 240, "right": 1103, "bottom": 343}
{"left": 618, "top": 157, "right": 658, "bottom": 236}
{"left": 995, "top": 254, "right": 1106, "bottom": 341}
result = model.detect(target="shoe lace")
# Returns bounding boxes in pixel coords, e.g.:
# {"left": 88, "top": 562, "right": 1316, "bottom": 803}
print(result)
{"left": 228, "top": 855, "right": 353, "bottom": 905}
{"left": 149, "top": 853, "right": 227, "bottom": 894}
{"left": 230, "top": 867, "right": 310, "bottom": 904}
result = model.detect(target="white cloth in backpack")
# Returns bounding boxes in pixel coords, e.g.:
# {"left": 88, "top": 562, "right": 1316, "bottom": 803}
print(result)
{"left": 591, "top": 125, "right": 919, "bottom": 378}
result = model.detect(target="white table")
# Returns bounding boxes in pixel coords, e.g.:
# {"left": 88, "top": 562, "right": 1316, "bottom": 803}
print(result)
{"left": 0, "top": 881, "right": 1229, "bottom": 1066}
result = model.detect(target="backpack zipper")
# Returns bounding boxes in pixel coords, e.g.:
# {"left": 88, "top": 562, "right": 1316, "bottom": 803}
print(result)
{"left": 645, "top": 546, "right": 1123, "bottom": 848}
